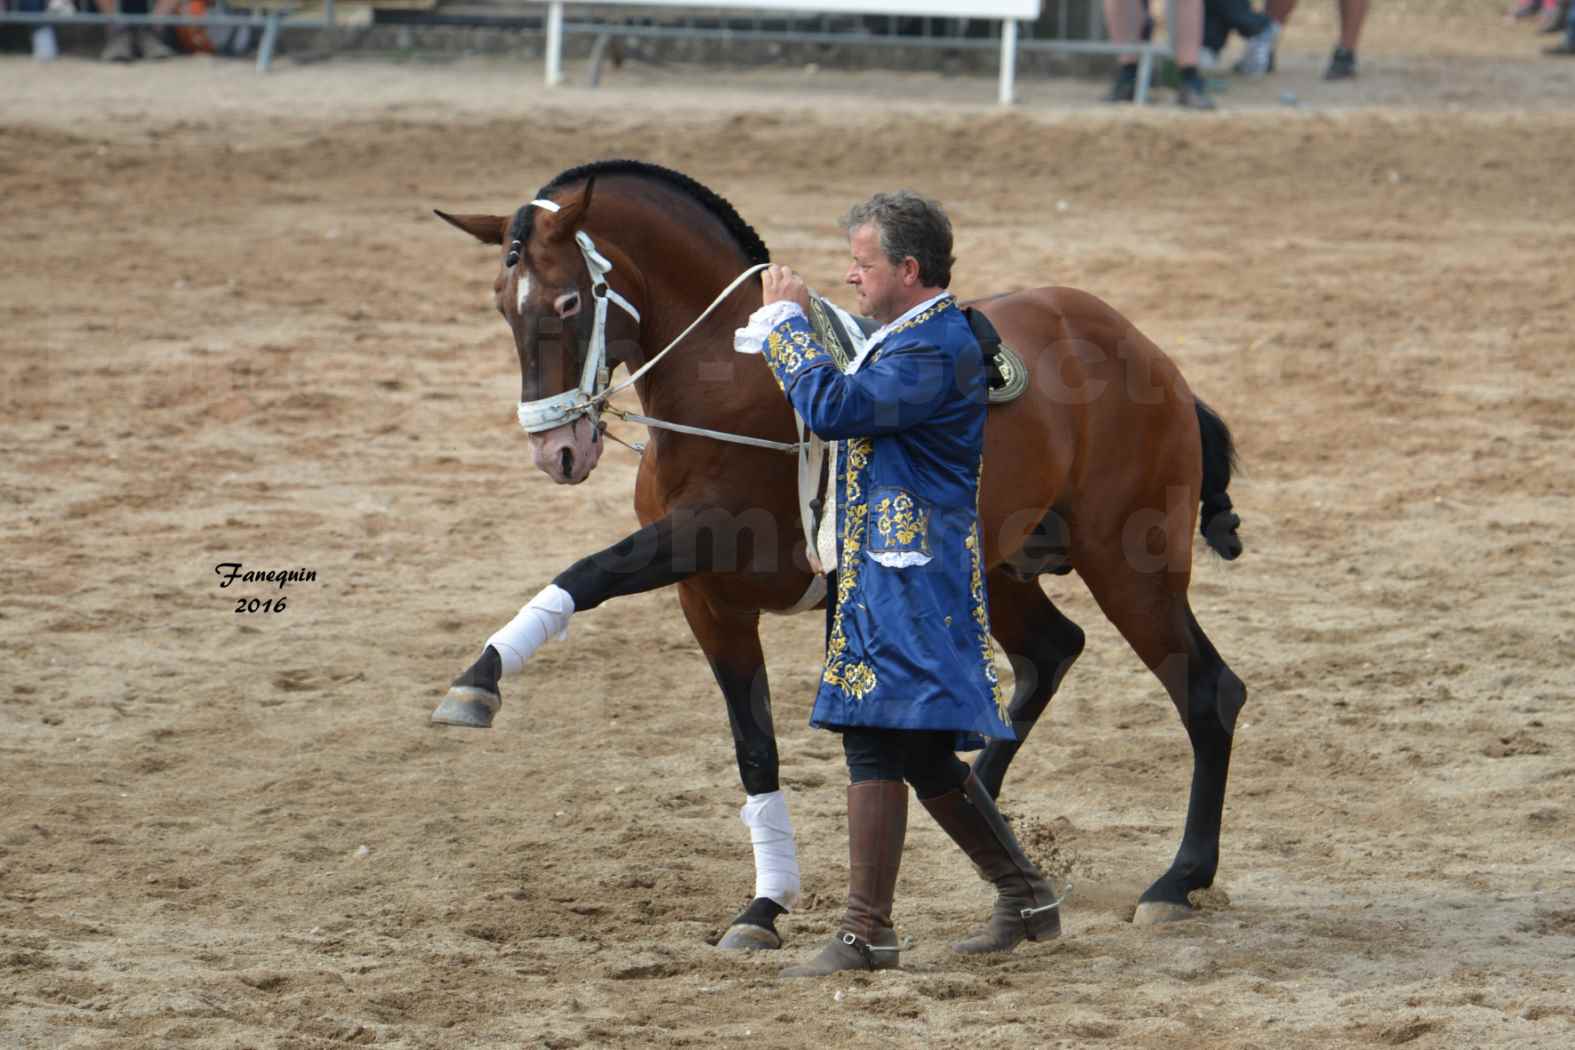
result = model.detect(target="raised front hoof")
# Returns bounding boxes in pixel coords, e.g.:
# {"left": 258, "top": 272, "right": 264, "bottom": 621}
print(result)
{"left": 716, "top": 923, "right": 782, "bottom": 951}
{"left": 1131, "top": 900, "right": 1198, "bottom": 927}
{"left": 430, "top": 686, "right": 500, "bottom": 729}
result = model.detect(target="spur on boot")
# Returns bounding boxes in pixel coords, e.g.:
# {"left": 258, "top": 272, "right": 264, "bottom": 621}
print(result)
{"left": 920, "top": 774, "right": 1062, "bottom": 954}
{"left": 781, "top": 780, "right": 908, "bottom": 977}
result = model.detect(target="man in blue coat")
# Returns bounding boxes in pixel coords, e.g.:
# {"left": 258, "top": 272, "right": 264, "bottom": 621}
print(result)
{"left": 736, "top": 192, "right": 1059, "bottom": 976}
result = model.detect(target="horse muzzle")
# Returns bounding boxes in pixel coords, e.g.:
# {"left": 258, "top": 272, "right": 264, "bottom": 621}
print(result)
{"left": 528, "top": 415, "right": 604, "bottom": 485}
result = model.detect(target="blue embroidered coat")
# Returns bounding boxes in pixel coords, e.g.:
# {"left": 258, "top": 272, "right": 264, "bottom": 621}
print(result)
{"left": 760, "top": 296, "right": 1013, "bottom": 746}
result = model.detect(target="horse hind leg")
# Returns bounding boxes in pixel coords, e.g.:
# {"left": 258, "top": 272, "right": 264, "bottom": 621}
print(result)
{"left": 1134, "top": 606, "right": 1246, "bottom": 925}
{"left": 1075, "top": 548, "right": 1246, "bottom": 925}
{"left": 972, "top": 569, "right": 1086, "bottom": 801}
{"left": 674, "top": 582, "right": 800, "bottom": 951}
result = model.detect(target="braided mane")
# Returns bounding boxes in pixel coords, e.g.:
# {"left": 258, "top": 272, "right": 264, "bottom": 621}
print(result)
{"left": 506, "top": 159, "right": 771, "bottom": 266}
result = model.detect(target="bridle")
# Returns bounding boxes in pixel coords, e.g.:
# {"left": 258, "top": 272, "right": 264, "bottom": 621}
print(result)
{"left": 511, "top": 197, "right": 798, "bottom": 454}
{"left": 511, "top": 198, "right": 644, "bottom": 434}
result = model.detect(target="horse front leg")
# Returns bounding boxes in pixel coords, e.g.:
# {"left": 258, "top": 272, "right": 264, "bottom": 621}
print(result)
{"left": 673, "top": 582, "right": 802, "bottom": 952}
{"left": 431, "top": 514, "right": 712, "bottom": 727}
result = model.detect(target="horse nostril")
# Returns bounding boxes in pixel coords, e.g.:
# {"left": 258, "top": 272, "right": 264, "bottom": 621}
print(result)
{"left": 560, "top": 447, "right": 574, "bottom": 477}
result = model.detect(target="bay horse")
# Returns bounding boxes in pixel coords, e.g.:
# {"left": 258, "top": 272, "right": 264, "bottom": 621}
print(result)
{"left": 431, "top": 160, "right": 1246, "bottom": 946}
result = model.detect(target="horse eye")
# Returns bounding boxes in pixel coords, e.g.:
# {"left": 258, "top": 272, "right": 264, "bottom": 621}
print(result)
{"left": 554, "top": 292, "right": 581, "bottom": 318}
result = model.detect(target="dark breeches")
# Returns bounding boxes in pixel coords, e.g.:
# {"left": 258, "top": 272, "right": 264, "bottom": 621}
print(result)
{"left": 842, "top": 728, "right": 970, "bottom": 800}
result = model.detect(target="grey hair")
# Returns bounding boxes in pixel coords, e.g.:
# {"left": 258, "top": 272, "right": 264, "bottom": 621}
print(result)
{"left": 841, "top": 191, "right": 954, "bottom": 289}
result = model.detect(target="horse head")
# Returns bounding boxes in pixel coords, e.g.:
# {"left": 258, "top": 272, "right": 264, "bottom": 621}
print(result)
{"left": 434, "top": 178, "right": 618, "bottom": 485}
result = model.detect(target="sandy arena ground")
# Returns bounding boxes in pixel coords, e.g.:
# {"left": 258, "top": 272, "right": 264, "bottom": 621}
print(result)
{"left": 3, "top": 3, "right": 1574, "bottom": 1047}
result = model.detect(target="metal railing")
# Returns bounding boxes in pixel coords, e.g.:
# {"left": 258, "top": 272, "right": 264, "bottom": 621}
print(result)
{"left": 0, "top": 1, "right": 334, "bottom": 70}
{"left": 2, "top": 1, "right": 1175, "bottom": 101}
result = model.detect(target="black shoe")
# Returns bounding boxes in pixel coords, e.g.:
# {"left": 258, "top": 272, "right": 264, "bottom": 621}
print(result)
{"left": 1324, "top": 46, "right": 1357, "bottom": 80}
{"left": 1545, "top": 40, "right": 1575, "bottom": 56}
{"left": 1177, "top": 81, "right": 1217, "bottom": 111}
{"left": 1103, "top": 69, "right": 1137, "bottom": 103}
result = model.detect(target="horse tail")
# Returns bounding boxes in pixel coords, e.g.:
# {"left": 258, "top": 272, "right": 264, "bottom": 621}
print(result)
{"left": 1196, "top": 399, "right": 1244, "bottom": 561}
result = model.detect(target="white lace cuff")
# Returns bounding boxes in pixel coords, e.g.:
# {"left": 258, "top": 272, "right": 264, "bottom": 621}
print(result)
{"left": 869, "top": 551, "right": 933, "bottom": 569}
{"left": 732, "top": 300, "right": 807, "bottom": 355}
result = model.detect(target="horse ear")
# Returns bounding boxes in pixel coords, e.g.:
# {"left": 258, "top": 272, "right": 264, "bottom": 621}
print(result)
{"left": 433, "top": 210, "right": 508, "bottom": 246}
{"left": 547, "top": 177, "right": 596, "bottom": 240}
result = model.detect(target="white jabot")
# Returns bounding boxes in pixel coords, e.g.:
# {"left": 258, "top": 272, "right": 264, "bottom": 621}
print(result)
{"left": 849, "top": 291, "right": 953, "bottom": 372}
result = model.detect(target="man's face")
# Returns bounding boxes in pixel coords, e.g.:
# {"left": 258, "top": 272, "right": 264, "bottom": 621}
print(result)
{"left": 844, "top": 223, "right": 907, "bottom": 325}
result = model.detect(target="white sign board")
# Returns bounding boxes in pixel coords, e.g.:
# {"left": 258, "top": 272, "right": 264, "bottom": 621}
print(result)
{"left": 578, "top": 1, "right": 1042, "bottom": 16}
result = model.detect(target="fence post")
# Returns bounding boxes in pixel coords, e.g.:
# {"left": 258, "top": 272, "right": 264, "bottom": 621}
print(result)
{"left": 256, "top": 10, "right": 283, "bottom": 72}
{"left": 545, "top": 0, "right": 565, "bottom": 86}
{"left": 997, "top": 18, "right": 1019, "bottom": 105}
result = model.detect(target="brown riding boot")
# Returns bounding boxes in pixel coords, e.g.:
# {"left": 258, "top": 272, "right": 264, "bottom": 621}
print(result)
{"left": 920, "top": 773, "right": 1061, "bottom": 954}
{"left": 781, "top": 780, "right": 907, "bottom": 977}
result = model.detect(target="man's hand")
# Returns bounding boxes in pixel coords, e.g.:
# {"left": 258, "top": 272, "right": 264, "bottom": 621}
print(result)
{"left": 761, "top": 264, "right": 811, "bottom": 314}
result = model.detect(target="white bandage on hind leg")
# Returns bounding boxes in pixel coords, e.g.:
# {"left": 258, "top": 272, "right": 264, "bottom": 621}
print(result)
{"left": 740, "top": 789, "right": 801, "bottom": 911}
{"left": 485, "top": 584, "right": 576, "bottom": 677}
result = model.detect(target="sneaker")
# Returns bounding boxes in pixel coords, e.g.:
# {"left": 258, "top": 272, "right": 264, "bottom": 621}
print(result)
{"left": 100, "top": 27, "right": 135, "bottom": 62}
{"left": 1177, "top": 81, "right": 1218, "bottom": 111}
{"left": 137, "top": 29, "right": 178, "bottom": 60}
{"left": 1199, "top": 46, "right": 1220, "bottom": 72}
{"left": 1324, "top": 46, "right": 1357, "bottom": 80}
{"left": 32, "top": 26, "right": 59, "bottom": 61}
{"left": 1546, "top": 39, "right": 1575, "bottom": 54}
{"left": 1236, "top": 21, "right": 1281, "bottom": 76}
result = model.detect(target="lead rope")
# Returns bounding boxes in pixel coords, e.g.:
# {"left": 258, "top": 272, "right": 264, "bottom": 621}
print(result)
{"left": 588, "top": 261, "right": 771, "bottom": 411}
{"left": 601, "top": 404, "right": 804, "bottom": 455}
{"left": 586, "top": 256, "right": 805, "bottom": 456}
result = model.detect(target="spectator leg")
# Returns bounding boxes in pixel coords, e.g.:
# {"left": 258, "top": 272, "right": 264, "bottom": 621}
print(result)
{"left": 1338, "top": 0, "right": 1369, "bottom": 51}
{"left": 1102, "top": 0, "right": 1144, "bottom": 62}
{"left": 1168, "top": 0, "right": 1203, "bottom": 66}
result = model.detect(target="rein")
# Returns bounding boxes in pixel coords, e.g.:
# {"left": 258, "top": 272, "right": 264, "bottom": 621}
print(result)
{"left": 515, "top": 198, "right": 796, "bottom": 454}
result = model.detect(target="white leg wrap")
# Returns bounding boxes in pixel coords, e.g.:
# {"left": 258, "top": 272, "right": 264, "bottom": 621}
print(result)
{"left": 740, "top": 789, "right": 801, "bottom": 911}
{"left": 485, "top": 584, "right": 575, "bottom": 677}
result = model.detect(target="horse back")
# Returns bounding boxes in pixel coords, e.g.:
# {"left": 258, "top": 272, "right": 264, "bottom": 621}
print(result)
{"left": 972, "top": 287, "right": 1203, "bottom": 564}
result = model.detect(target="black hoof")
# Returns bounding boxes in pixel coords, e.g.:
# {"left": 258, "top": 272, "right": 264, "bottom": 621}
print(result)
{"left": 432, "top": 647, "right": 503, "bottom": 728}
{"left": 430, "top": 686, "right": 499, "bottom": 728}
{"left": 1132, "top": 899, "right": 1197, "bottom": 926}
{"left": 1136, "top": 866, "right": 1212, "bottom": 926}
{"left": 717, "top": 897, "right": 785, "bottom": 950}
{"left": 717, "top": 924, "right": 782, "bottom": 951}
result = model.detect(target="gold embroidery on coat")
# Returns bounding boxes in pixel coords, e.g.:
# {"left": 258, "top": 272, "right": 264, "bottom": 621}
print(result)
{"left": 823, "top": 437, "right": 876, "bottom": 700}
{"left": 967, "top": 516, "right": 1008, "bottom": 726}
{"left": 874, "top": 490, "right": 931, "bottom": 555}
{"left": 886, "top": 297, "right": 955, "bottom": 338}
{"left": 764, "top": 322, "right": 826, "bottom": 391}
